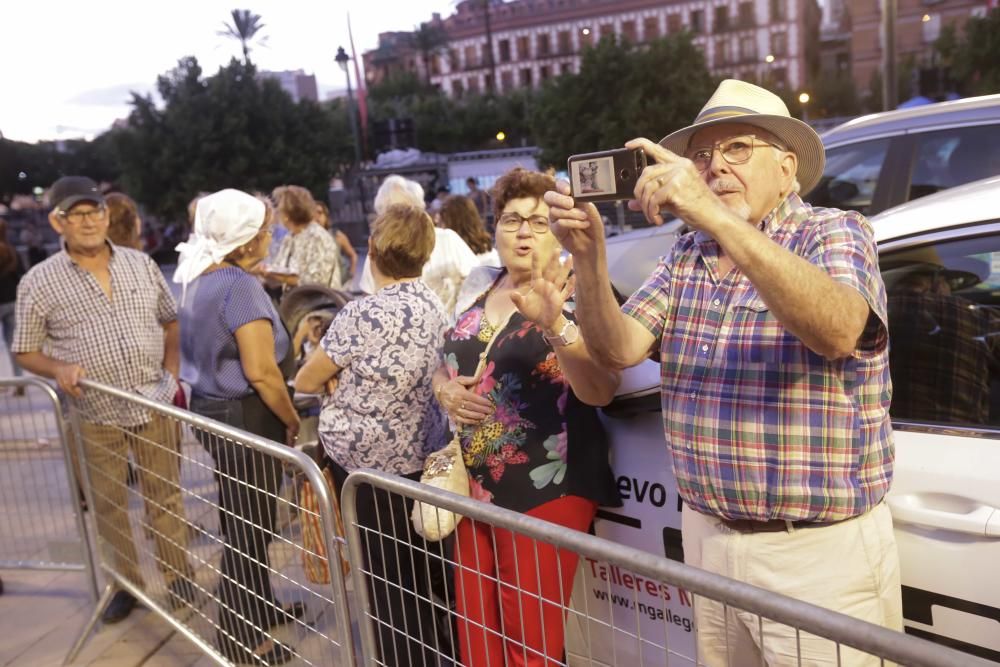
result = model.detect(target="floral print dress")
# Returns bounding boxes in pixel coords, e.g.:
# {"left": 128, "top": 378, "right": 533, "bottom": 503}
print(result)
{"left": 444, "top": 280, "right": 583, "bottom": 513}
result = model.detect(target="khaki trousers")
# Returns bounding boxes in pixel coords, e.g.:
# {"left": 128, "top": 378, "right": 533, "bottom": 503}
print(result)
{"left": 76, "top": 415, "right": 191, "bottom": 588}
{"left": 682, "top": 502, "right": 903, "bottom": 667}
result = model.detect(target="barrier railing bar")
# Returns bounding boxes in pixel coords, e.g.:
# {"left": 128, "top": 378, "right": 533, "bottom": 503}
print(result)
{"left": 66, "top": 378, "right": 356, "bottom": 667}
{"left": 343, "top": 468, "right": 994, "bottom": 667}
{"left": 0, "top": 376, "right": 99, "bottom": 601}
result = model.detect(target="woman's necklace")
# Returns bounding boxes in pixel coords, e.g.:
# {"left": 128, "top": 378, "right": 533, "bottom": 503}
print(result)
{"left": 477, "top": 276, "right": 519, "bottom": 342}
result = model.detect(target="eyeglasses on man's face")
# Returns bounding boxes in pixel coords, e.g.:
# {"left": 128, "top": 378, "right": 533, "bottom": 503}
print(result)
{"left": 498, "top": 212, "right": 550, "bottom": 234}
{"left": 59, "top": 205, "right": 107, "bottom": 225}
{"left": 684, "top": 135, "right": 785, "bottom": 172}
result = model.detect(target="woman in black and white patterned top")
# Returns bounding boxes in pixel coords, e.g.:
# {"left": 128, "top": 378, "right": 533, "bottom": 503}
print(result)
{"left": 295, "top": 203, "right": 452, "bottom": 667}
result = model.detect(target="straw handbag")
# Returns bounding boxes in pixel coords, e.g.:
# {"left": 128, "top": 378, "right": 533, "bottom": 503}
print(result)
{"left": 301, "top": 467, "right": 350, "bottom": 584}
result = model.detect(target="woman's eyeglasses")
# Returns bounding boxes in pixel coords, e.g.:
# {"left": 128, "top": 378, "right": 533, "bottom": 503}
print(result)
{"left": 497, "top": 213, "right": 550, "bottom": 234}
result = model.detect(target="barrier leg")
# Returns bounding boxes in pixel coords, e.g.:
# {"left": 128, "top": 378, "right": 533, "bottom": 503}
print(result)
{"left": 63, "top": 582, "right": 115, "bottom": 666}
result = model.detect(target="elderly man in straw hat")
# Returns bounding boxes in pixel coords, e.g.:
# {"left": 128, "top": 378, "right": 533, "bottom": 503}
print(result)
{"left": 547, "top": 79, "right": 902, "bottom": 664}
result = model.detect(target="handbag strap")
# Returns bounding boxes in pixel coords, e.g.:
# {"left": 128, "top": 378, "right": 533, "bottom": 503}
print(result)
{"left": 472, "top": 309, "right": 515, "bottom": 382}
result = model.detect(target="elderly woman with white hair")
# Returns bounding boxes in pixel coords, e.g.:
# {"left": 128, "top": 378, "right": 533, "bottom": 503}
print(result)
{"left": 174, "top": 189, "right": 302, "bottom": 666}
{"left": 360, "top": 174, "right": 478, "bottom": 314}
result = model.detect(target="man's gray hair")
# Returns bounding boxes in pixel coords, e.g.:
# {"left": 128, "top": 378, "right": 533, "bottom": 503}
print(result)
{"left": 374, "top": 175, "right": 426, "bottom": 215}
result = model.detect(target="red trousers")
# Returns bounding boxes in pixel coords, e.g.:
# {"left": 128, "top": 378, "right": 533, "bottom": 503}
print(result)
{"left": 454, "top": 495, "right": 598, "bottom": 667}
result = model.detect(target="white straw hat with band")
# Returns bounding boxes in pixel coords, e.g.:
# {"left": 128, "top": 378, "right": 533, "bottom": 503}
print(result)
{"left": 658, "top": 79, "right": 826, "bottom": 195}
{"left": 173, "top": 189, "right": 266, "bottom": 300}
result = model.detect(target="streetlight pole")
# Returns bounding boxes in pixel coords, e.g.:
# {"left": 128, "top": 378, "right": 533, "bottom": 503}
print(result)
{"left": 335, "top": 46, "right": 362, "bottom": 165}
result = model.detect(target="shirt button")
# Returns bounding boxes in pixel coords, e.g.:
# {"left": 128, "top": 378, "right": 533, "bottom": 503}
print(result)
{"left": 701, "top": 344, "right": 709, "bottom": 352}
{"left": 689, "top": 391, "right": 696, "bottom": 399}
{"left": 713, "top": 298, "right": 721, "bottom": 306}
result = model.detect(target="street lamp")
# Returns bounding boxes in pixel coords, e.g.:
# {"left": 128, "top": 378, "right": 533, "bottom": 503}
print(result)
{"left": 496, "top": 130, "right": 507, "bottom": 142}
{"left": 335, "top": 46, "right": 362, "bottom": 166}
{"left": 798, "top": 92, "right": 811, "bottom": 122}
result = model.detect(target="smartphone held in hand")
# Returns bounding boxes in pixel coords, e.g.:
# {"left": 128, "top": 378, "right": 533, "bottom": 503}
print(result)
{"left": 567, "top": 148, "right": 647, "bottom": 203}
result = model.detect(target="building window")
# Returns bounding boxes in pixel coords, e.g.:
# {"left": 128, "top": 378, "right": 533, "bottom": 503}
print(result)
{"left": 453, "top": 79, "right": 465, "bottom": 98}
{"left": 715, "top": 40, "right": 733, "bottom": 66}
{"left": 540, "top": 65, "right": 550, "bottom": 81}
{"left": 599, "top": 23, "right": 614, "bottom": 40}
{"left": 771, "top": 66, "right": 787, "bottom": 88}
{"left": 517, "top": 35, "right": 530, "bottom": 60}
{"left": 770, "top": 0, "right": 787, "bottom": 22}
{"left": 500, "top": 70, "right": 514, "bottom": 91}
{"left": 538, "top": 33, "right": 551, "bottom": 56}
{"left": 622, "top": 20, "right": 637, "bottom": 42}
{"left": 557, "top": 30, "right": 571, "bottom": 53}
{"left": 520, "top": 68, "right": 533, "bottom": 87}
{"left": 739, "top": 38, "right": 757, "bottom": 62}
{"left": 481, "top": 43, "right": 491, "bottom": 66}
{"left": 772, "top": 32, "right": 788, "bottom": 57}
{"left": 738, "top": 1, "right": 755, "bottom": 26}
{"left": 560, "top": 62, "right": 573, "bottom": 75}
{"left": 690, "top": 10, "right": 705, "bottom": 34}
{"left": 643, "top": 16, "right": 660, "bottom": 41}
{"left": 449, "top": 49, "right": 459, "bottom": 71}
{"left": 464, "top": 45, "right": 478, "bottom": 69}
{"left": 667, "top": 14, "right": 682, "bottom": 34}
{"left": 580, "top": 28, "right": 594, "bottom": 48}
{"left": 499, "top": 39, "right": 511, "bottom": 63}
{"left": 430, "top": 54, "right": 441, "bottom": 76}
{"left": 714, "top": 6, "right": 730, "bottom": 32}
{"left": 468, "top": 76, "right": 480, "bottom": 93}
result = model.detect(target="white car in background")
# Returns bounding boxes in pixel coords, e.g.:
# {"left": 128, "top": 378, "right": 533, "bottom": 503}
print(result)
{"left": 592, "top": 176, "right": 1000, "bottom": 664}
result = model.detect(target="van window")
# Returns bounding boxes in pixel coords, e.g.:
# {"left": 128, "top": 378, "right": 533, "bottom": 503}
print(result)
{"left": 806, "top": 139, "right": 890, "bottom": 215}
{"left": 881, "top": 231, "right": 1000, "bottom": 428}
{"left": 909, "top": 124, "right": 1000, "bottom": 202}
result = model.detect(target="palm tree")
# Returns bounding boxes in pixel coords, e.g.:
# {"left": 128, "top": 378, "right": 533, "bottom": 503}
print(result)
{"left": 413, "top": 22, "right": 449, "bottom": 85}
{"left": 219, "top": 9, "right": 266, "bottom": 65}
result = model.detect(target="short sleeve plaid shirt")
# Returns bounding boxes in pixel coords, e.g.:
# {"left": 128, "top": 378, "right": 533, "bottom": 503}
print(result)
{"left": 13, "top": 242, "right": 178, "bottom": 426}
{"left": 622, "top": 194, "right": 894, "bottom": 522}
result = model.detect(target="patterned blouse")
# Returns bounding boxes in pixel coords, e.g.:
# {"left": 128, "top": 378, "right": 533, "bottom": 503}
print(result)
{"left": 273, "top": 222, "right": 342, "bottom": 289}
{"left": 318, "top": 280, "right": 448, "bottom": 475}
{"left": 444, "top": 272, "right": 619, "bottom": 513}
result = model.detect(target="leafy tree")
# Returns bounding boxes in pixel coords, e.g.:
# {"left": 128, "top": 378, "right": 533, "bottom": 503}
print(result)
{"left": 935, "top": 8, "right": 1000, "bottom": 96}
{"left": 219, "top": 8, "right": 266, "bottom": 65}
{"left": 530, "top": 34, "right": 717, "bottom": 167}
{"left": 109, "top": 57, "right": 352, "bottom": 220}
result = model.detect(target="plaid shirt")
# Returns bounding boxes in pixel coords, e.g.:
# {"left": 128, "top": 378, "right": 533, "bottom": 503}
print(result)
{"left": 13, "top": 242, "right": 178, "bottom": 426}
{"left": 623, "top": 194, "right": 894, "bottom": 522}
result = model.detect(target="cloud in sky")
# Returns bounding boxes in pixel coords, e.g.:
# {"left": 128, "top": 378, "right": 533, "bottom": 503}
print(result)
{"left": 0, "top": 0, "right": 449, "bottom": 143}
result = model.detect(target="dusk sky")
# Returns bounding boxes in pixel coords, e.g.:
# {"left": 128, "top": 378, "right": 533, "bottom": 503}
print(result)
{"left": 0, "top": 1, "right": 453, "bottom": 143}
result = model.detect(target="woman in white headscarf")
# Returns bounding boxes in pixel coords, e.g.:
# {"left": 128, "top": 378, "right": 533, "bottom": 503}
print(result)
{"left": 174, "top": 189, "right": 301, "bottom": 666}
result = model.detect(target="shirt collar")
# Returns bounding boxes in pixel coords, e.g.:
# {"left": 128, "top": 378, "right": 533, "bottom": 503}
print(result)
{"left": 59, "top": 238, "right": 117, "bottom": 265}
{"left": 693, "top": 192, "right": 805, "bottom": 245}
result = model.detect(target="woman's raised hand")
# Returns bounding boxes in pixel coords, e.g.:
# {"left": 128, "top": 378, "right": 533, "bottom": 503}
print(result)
{"left": 510, "top": 250, "right": 575, "bottom": 332}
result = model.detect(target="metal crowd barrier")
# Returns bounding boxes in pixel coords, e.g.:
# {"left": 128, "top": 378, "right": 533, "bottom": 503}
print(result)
{"left": 342, "top": 468, "right": 993, "bottom": 667}
{"left": 65, "top": 378, "right": 356, "bottom": 666}
{"left": 0, "top": 377, "right": 98, "bottom": 600}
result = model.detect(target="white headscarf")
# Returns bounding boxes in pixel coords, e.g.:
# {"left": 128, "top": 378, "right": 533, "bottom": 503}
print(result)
{"left": 173, "top": 189, "right": 266, "bottom": 301}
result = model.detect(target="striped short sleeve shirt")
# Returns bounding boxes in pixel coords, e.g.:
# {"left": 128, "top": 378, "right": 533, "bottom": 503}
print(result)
{"left": 622, "top": 194, "right": 894, "bottom": 522}
{"left": 12, "top": 242, "right": 178, "bottom": 426}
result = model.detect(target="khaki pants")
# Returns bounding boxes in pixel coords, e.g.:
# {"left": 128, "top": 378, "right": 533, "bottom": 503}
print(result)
{"left": 75, "top": 415, "right": 191, "bottom": 588}
{"left": 682, "top": 502, "right": 903, "bottom": 667}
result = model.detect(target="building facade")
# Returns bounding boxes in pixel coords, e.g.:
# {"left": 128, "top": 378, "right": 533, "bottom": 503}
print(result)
{"left": 365, "top": 0, "right": 820, "bottom": 98}
{"left": 845, "top": 0, "right": 988, "bottom": 100}
{"left": 259, "top": 69, "right": 319, "bottom": 103}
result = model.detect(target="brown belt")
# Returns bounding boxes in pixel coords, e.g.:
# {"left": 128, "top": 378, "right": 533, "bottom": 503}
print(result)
{"left": 717, "top": 515, "right": 854, "bottom": 533}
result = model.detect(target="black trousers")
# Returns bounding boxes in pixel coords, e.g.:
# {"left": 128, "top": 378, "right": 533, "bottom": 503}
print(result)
{"left": 191, "top": 393, "right": 286, "bottom": 654}
{"left": 329, "top": 461, "right": 456, "bottom": 667}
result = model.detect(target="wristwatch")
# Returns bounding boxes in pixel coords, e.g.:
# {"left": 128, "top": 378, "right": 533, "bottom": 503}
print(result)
{"left": 543, "top": 319, "right": 579, "bottom": 347}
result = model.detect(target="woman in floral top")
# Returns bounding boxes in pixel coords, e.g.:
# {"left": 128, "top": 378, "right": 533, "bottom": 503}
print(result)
{"left": 295, "top": 204, "right": 451, "bottom": 667}
{"left": 432, "top": 168, "right": 621, "bottom": 666}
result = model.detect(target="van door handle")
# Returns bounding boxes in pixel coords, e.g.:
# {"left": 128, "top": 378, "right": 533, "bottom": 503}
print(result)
{"left": 887, "top": 495, "right": 1000, "bottom": 537}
